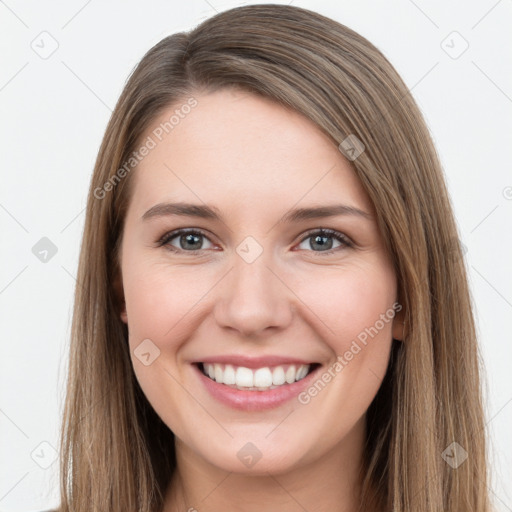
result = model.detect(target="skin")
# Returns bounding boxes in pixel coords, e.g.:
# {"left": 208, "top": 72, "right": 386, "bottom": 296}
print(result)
{"left": 116, "top": 88, "right": 404, "bottom": 512}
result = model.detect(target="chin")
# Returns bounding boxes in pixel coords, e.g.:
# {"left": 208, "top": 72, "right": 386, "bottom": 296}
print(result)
{"left": 189, "top": 434, "right": 312, "bottom": 476}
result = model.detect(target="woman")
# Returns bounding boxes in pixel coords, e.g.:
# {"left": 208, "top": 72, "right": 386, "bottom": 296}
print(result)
{"left": 53, "top": 4, "right": 492, "bottom": 511}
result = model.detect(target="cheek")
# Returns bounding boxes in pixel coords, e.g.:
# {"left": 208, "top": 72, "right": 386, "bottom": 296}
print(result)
{"left": 123, "top": 260, "right": 205, "bottom": 343}
{"left": 121, "top": 261, "right": 205, "bottom": 426}
{"left": 298, "top": 259, "right": 397, "bottom": 348}
{"left": 287, "top": 261, "right": 396, "bottom": 449}
{"left": 293, "top": 259, "right": 397, "bottom": 408}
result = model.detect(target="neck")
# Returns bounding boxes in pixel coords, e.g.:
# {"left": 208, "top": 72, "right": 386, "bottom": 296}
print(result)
{"left": 163, "top": 416, "right": 368, "bottom": 512}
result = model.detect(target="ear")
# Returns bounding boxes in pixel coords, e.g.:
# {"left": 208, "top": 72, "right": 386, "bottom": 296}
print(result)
{"left": 112, "top": 268, "right": 128, "bottom": 324}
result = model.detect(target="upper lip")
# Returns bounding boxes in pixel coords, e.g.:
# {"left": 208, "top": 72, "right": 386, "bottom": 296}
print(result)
{"left": 192, "top": 355, "right": 318, "bottom": 369}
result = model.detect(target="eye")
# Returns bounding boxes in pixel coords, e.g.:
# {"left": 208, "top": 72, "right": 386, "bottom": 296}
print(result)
{"left": 157, "top": 227, "right": 352, "bottom": 255}
{"left": 296, "top": 228, "right": 353, "bottom": 255}
{"left": 158, "top": 228, "right": 215, "bottom": 253}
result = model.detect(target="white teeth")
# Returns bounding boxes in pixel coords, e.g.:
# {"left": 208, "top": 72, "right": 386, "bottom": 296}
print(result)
{"left": 296, "top": 365, "right": 308, "bottom": 380}
{"left": 202, "top": 363, "right": 312, "bottom": 390}
{"left": 272, "top": 366, "right": 286, "bottom": 385}
{"left": 285, "top": 366, "right": 296, "bottom": 384}
{"left": 236, "top": 366, "right": 254, "bottom": 387}
{"left": 223, "top": 364, "right": 236, "bottom": 385}
{"left": 214, "top": 364, "right": 223, "bottom": 383}
{"left": 254, "top": 367, "right": 273, "bottom": 387}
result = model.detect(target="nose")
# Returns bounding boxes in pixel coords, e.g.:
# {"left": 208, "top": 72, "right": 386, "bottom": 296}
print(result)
{"left": 213, "top": 247, "right": 294, "bottom": 338}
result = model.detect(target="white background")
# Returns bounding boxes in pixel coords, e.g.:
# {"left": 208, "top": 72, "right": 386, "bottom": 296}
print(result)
{"left": 0, "top": 1, "right": 511, "bottom": 511}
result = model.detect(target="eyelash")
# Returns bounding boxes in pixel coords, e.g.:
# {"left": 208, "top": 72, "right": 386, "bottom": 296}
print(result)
{"left": 156, "top": 227, "right": 353, "bottom": 256}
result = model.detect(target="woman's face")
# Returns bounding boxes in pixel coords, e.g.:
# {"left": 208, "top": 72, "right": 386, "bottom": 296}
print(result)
{"left": 117, "top": 88, "right": 402, "bottom": 475}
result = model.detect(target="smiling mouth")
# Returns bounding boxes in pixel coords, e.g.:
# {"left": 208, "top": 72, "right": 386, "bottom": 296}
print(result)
{"left": 196, "top": 362, "right": 321, "bottom": 391}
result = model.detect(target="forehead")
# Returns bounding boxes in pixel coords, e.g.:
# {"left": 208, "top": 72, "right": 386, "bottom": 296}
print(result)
{"left": 128, "top": 89, "right": 373, "bottom": 217}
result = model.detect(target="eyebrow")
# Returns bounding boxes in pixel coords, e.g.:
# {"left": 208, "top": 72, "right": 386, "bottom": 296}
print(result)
{"left": 141, "top": 202, "right": 372, "bottom": 223}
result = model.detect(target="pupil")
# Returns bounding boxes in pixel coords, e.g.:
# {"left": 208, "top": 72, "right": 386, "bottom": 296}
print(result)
{"left": 312, "top": 234, "right": 332, "bottom": 251}
{"left": 182, "top": 233, "right": 201, "bottom": 250}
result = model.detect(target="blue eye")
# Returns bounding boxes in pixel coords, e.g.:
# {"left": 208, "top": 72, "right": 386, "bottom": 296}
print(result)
{"left": 297, "top": 228, "right": 352, "bottom": 254}
{"left": 158, "top": 228, "right": 215, "bottom": 253}
{"left": 157, "top": 228, "right": 352, "bottom": 255}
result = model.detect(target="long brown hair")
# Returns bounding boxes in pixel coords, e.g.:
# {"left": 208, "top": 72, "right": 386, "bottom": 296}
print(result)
{"left": 55, "top": 4, "right": 492, "bottom": 511}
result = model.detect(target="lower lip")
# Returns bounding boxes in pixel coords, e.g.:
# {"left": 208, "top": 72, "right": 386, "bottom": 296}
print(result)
{"left": 193, "top": 363, "right": 321, "bottom": 411}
